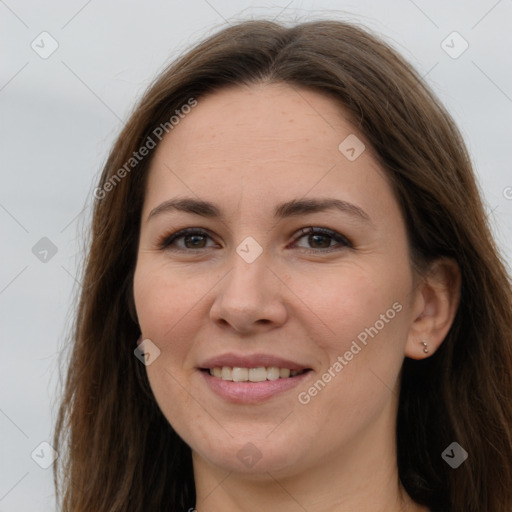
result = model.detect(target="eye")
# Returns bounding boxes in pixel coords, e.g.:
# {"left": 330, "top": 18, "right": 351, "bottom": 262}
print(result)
{"left": 158, "top": 226, "right": 352, "bottom": 253}
{"left": 158, "top": 228, "right": 217, "bottom": 250}
{"left": 292, "top": 226, "right": 352, "bottom": 252}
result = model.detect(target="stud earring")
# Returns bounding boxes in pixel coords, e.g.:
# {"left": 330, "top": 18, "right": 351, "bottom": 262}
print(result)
{"left": 421, "top": 340, "right": 429, "bottom": 354}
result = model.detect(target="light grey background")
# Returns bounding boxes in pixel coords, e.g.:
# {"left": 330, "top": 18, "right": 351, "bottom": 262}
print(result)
{"left": 1, "top": 0, "right": 511, "bottom": 509}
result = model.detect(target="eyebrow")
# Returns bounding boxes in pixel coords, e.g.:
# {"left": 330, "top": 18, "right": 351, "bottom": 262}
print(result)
{"left": 147, "top": 197, "right": 372, "bottom": 224}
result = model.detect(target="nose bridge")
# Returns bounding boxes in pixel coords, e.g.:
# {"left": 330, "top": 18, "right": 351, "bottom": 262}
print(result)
{"left": 223, "top": 246, "right": 270, "bottom": 303}
{"left": 210, "top": 244, "right": 288, "bottom": 331}
{"left": 221, "top": 226, "right": 270, "bottom": 287}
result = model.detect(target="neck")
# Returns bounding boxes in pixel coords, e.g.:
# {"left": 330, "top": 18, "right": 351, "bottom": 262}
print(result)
{"left": 193, "top": 461, "right": 425, "bottom": 512}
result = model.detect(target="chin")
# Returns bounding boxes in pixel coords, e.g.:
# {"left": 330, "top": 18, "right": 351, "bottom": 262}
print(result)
{"left": 190, "top": 428, "right": 310, "bottom": 477}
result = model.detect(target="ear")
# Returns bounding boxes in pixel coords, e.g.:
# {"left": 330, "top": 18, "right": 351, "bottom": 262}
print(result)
{"left": 405, "top": 257, "right": 461, "bottom": 360}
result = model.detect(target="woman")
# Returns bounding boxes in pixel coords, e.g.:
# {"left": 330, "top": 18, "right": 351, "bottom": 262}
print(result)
{"left": 53, "top": 19, "right": 512, "bottom": 512}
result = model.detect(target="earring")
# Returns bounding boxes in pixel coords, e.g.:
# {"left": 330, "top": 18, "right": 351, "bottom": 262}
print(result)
{"left": 421, "top": 340, "right": 429, "bottom": 354}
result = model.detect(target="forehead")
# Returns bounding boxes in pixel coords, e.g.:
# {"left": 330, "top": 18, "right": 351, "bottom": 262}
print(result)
{"left": 144, "top": 83, "right": 393, "bottom": 219}
{"left": 155, "top": 83, "right": 353, "bottom": 165}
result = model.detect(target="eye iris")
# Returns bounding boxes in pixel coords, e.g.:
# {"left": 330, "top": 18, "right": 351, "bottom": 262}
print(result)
{"left": 309, "top": 234, "right": 331, "bottom": 248}
{"left": 185, "top": 234, "right": 207, "bottom": 248}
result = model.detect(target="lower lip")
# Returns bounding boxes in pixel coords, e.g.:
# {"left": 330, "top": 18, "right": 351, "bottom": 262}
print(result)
{"left": 200, "top": 370, "right": 312, "bottom": 404}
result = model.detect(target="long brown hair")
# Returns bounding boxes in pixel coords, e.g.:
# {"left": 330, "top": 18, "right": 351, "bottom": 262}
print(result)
{"left": 53, "top": 19, "right": 512, "bottom": 512}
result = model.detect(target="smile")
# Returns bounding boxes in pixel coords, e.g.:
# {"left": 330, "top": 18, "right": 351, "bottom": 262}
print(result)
{"left": 205, "top": 366, "right": 309, "bottom": 381}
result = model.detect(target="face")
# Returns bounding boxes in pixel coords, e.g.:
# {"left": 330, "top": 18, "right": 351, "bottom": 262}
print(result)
{"left": 133, "top": 83, "right": 418, "bottom": 478}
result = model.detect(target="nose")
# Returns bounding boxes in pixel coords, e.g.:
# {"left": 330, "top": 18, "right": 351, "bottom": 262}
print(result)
{"left": 209, "top": 252, "right": 288, "bottom": 334}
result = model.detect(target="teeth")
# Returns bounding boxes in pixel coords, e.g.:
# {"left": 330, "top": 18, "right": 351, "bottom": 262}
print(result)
{"left": 267, "top": 367, "right": 280, "bottom": 380}
{"left": 232, "top": 367, "right": 248, "bottom": 382}
{"left": 280, "top": 368, "right": 291, "bottom": 378}
{"left": 221, "top": 366, "right": 232, "bottom": 380}
{"left": 248, "top": 367, "right": 267, "bottom": 382}
{"left": 209, "top": 366, "right": 306, "bottom": 381}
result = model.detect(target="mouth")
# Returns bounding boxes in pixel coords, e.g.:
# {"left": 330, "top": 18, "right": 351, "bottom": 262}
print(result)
{"left": 200, "top": 366, "right": 312, "bottom": 382}
{"left": 197, "top": 354, "right": 313, "bottom": 403}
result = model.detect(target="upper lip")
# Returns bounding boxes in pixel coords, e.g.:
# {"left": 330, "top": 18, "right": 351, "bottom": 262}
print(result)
{"left": 199, "top": 353, "right": 311, "bottom": 371}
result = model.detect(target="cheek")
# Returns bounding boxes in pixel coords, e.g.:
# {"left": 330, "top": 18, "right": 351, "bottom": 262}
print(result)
{"left": 133, "top": 260, "right": 205, "bottom": 430}
{"left": 133, "top": 260, "right": 198, "bottom": 394}
{"left": 308, "top": 263, "right": 409, "bottom": 350}
{"left": 133, "top": 259, "right": 209, "bottom": 344}
{"left": 298, "top": 260, "right": 411, "bottom": 410}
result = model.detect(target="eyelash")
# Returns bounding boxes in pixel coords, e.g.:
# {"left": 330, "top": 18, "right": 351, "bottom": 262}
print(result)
{"left": 158, "top": 226, "right": 352, "bottom": 253}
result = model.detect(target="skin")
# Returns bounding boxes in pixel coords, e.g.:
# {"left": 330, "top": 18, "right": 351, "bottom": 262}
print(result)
{"left": 133, "top": 83, "right": 460, "bottom": 512}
